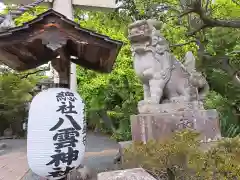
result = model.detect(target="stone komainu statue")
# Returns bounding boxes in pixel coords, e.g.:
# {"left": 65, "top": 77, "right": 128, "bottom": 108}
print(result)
{"left": 128, "top": 19, "right": 209, "bottom": 106}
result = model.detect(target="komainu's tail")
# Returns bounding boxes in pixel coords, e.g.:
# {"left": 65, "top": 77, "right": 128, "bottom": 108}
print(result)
{"left": 183, "top": 51, "right": 196, "bottom": 73}
{"left": 183, "top": 51, "right": 210, "bottom": 101}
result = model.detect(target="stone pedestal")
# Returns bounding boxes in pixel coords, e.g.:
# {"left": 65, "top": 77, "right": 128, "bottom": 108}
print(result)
{"left": 131, "top": 103, "right": 221, "bottom": 143}
{"left": 138, "top": 100, "right": 205, "bottom": 114}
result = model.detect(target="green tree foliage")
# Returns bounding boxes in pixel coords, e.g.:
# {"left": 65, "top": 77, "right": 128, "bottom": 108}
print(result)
{"left": 75, "top": 11, "right": 142, "bottom": 141}
{"left": 2, "top": 0, "right": 239, "bottom": 139}
{"left": 0, "top": 5, "right": 50, "bottom": 135}
{"left": 14, "top": 6, "right": 48, "bottom": 25}
{"left": 0, "top": 67, "right": 38, "bottom": 135}
{"left": 75, "top": 0, "right": 239, "bottom": 139}
{"left": 200, "top": 1, "right": 240, "bottom": 137}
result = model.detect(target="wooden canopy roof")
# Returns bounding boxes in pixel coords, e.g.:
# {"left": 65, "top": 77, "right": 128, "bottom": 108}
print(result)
{"left": 0, "top": 9, "right": 123, "bottom": 73}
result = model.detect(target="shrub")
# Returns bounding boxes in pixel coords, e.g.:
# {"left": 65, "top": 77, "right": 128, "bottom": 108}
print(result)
{"left": 123, "top": 130, "right": 240, "bottom": 180}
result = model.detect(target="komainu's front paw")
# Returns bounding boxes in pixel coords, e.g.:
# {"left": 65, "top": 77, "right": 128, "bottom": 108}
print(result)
{"left": 138, "top": 100, "right": 146, "bottom": 106}
{"left": 138, "top": 98, "right": 158, "bottom": 106}
{"left": 138, "top": 98, "right": 160, "bottom": 113}
{"left": 148, "top": 98, "right": 160, "bottom": 104}
{"left": 138, "top": 100, "right": 149, "bottom": 113}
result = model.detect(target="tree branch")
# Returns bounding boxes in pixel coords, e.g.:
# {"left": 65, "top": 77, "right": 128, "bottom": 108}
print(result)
{"left": 172, "top": 37, "right": 240, "bottom": 85}
{"left": 181, "top": 0, "right": 240, "bottom": 35}
{"left": 187, "top": 24, "right": 208, "bottom": 36}
{"left": 179, "top": 9, "right": 194, "bottom": 17}
{"left": 203, "top": 55, "right": 240, "bottom": 85}
{"left": 234, "top": 70, "right": 240, "bottom": 83}
{"left": 205, "top": 0, "right": 211, "bottom": 11}
{"left": 170, "top": 40, "right": 197, "bottom": 47}
{"left": 221, "top": 57, "right": 240, "bottom": 84}
{"left": 20, "top": 67, "right": 50, "bottom": 79}
{"left": 232, "top": 0, "right": 240, "bottom": 6}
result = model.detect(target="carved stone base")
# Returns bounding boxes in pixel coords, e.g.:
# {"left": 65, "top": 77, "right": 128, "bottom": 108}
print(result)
{"left": 138, "top": 101, "right": 204, "bottom": 114}
{"left": 98, "top": 168, "right": 157, "bottom": 180}
{"left": 131, "top": 109, "right": 221, "bottom": 143}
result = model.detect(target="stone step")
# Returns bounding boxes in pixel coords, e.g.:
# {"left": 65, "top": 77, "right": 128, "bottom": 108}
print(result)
{"left": 98, "top": 168, "right": 157, "bottom": 180}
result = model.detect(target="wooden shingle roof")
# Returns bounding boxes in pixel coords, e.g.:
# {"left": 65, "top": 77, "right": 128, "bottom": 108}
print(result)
{"left": 0, "top": 9, "right": 123, "bottom": 73}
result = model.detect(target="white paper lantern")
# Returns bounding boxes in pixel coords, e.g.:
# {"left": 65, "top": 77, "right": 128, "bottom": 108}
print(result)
{"left": 27, "top": 88, "right": 86, "bottom": 180}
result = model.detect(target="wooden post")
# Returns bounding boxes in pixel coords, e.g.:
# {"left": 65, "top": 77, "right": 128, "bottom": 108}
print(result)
{"left": 49, "top": 0, "right": 74, "bottom": 89}
{"left": 46, "top": 0, "right": 116, "bottom": 90}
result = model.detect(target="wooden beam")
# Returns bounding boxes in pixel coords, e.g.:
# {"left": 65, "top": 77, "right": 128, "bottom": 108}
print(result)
{"left": 62, "top": 28, "right": 116, "bottom": 50}
{"left": 71, "top": 57, "right": 108, "bottom": 73}
{"left": 0, "top": 49, "right": 26, "bottom": 69}
{"left": 10, "top": 45, "right": 38, "bottom": 62}
{"left": 106, "top": 48, "right": 118, "bottom": 72}
{"left": 25, "top": 24, "right": 71, "bottom": 51}
{"left": 0, "top": 30, "right": 36, "bottom": 47}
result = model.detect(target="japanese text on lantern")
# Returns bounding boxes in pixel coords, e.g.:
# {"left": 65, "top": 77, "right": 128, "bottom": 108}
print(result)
{"left": 82, "top": 111, "right": 87, "bottom": 146}
{"left": 46, "top": 91, "right": 81, "bottom": 178}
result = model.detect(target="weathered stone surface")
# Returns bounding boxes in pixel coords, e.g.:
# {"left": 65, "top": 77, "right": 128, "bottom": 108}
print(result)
{"left": 98, "top": 168, "right": 157, "bottom": 180}
{"left": 66, "top": 166, "right": 97, "bottom": 180}
{"left": 128, "top": 19, "right": 209, "bottom": 109}
{"left": 131, "top": 109, "right": 221, "bottom": 143}
{"left": 138, "top": 101, "right": 204, "bottom": 114}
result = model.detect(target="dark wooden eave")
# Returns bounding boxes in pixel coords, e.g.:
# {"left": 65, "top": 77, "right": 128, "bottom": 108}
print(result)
{"left": 0, "top": 9, "right": 123, "bottom": 73}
